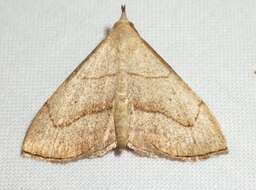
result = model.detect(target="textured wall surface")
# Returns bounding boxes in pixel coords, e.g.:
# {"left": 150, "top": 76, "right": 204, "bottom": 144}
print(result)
{"left": 0, "top": 0, "right": 255, "bottom": 189}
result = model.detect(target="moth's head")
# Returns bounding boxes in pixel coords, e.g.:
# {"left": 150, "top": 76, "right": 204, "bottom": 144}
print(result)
{"left": 113, "top": 5, "right": 134, "bottom": 26}
{"left": 104, "top": 5, "right": 139, "bottom": 41}
{"left": 119, "top": 5, "right": 128, "bottom": 21}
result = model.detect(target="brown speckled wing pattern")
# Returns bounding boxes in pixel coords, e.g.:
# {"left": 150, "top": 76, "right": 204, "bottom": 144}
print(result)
{"left": 22, "top": 8, "right": 227, "bottom": 162}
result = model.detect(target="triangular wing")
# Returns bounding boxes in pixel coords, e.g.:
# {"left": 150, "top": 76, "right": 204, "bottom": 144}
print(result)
{"left": 22, "top": 35, "right": 118, "bottom": 162}
{"left": 23, "top": 7, "right": 228, "bottom": 162}
{"left": 118, "top": 22, "right": 228, "bottom": 160}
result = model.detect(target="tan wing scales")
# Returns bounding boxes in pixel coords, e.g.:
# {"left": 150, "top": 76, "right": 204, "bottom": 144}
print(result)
{"left": 22, "top": 6, "right": 228, "bottom": 162}
{"left": 118, "top": 19, "right": 228, "bottom": 160}
{"left": 22, "top": 32, "right": 119, "bottom": 162}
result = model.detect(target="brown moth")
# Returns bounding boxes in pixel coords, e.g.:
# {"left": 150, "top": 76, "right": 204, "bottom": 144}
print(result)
{"left": 22, "top": 6, "right": 228, "bottom": 162}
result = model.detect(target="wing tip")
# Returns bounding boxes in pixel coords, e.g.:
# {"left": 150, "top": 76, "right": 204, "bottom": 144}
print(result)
{"left": 174, "top": 147, "right": 229, "bottom": 162}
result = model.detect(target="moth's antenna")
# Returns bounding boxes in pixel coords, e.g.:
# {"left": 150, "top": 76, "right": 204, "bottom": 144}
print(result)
{"left": 120, "top": 5, "right": 128, "bottom": 21}
{"left": 121, "top": 5, "right": 126, "bottom": 13}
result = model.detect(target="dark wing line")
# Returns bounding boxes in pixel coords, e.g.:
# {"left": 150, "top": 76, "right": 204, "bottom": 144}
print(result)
{"left": 81, "top": 72, "right": 170, "bottom": 80}
{"left": 46, "top": 101, "right": 113, "bottom": 128}
{"left": 133, "top": 101, "right": 203, "bottom": 128}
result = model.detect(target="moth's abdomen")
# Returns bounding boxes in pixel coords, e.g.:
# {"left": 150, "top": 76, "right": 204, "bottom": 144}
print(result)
{"left": 113, "top": 70, "right": 131, "bottom": 148}
{"left": 113, "top": 95, "right": 130, "bottom": 148}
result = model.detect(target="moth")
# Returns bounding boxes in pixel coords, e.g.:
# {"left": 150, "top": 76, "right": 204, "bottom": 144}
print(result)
{"left": 22, "top": 6, "right": 228, "bottom": 162}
